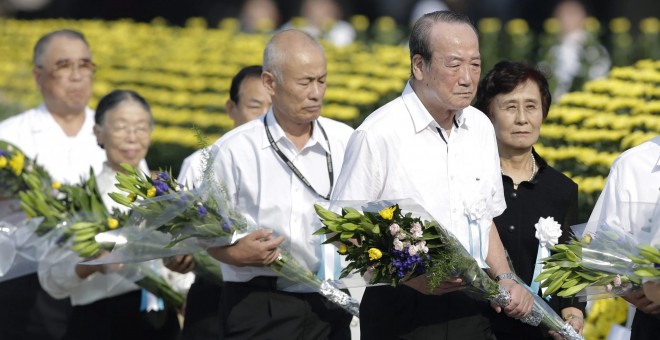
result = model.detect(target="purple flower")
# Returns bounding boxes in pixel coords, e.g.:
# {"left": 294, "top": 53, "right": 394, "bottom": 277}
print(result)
{"left": 157, "top": 172, "right": 170, "bottom": 181}
{"left": 390, "top": 246, "right": 428, "bottom": 278}
{"left": 153, "top": 180, "right": 169, "bottom": 196}
{"left": 197, "top": 205, "right": 208, "bottom": 217}
{"left": 222, "top": 222, "right": 231, "bottom": 232}
{"left": 0, "top": 150, "right": 7, "bottom": 157}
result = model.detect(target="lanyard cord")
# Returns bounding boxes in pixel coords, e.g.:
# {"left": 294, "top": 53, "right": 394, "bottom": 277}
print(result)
{"left": 263, "top": 116, "right": 334, "bottom": 200}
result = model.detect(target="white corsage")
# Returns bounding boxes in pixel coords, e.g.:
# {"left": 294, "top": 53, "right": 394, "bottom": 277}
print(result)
{"left": 465, "top": 197, "right": 488, "bottom": 224}
{"left": 534, "top": 216, "right": 562, "bottom": 248}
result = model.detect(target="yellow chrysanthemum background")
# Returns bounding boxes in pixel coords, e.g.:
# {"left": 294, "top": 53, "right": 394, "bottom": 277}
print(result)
{"left": 0, "top": 17, "right": 656, "bottom": 339}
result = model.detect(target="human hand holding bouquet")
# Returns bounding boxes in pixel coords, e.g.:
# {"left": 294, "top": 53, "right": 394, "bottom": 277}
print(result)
{"left": 315, "top": 201, "right": 584, "bottom": 340}
{"left": 537, "top": 223, "right": 660, "bottom": 301}
{"left": 19, "top": 168, "right": 184, "bottom": 308}
{"left": 103, "top": 164, "right": 360, "bottom": 316}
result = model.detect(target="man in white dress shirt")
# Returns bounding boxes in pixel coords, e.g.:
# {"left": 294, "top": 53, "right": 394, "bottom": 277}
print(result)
{"left": 585, "top": 136, "right": 660, "bottom": 340}
{"left": 176, "top": 65, "right": 271, "bottom": 340}
{"left": 331, "top": 11, "right": 533, "bottom": 339}
{"left": 0, "top": 29, "right": 105, "bottom": 340}
{"left": 206, "top": 29, "right": 354, "bottom": 339}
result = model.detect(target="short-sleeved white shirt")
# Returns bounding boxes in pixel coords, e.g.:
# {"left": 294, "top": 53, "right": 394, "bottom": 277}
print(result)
{"left": 585, "top": 136, "right": 660, "bottom": 241}
{"left": 212, "top": 109, "right": 354, "bottom": 283}
{"left": 0, "top": 104, "right": 106, "bottom": 184}
{"left": 332, "top": 82, "right": 506, "bottom": 267}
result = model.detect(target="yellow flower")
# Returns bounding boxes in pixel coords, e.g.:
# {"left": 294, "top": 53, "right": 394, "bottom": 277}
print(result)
{"left": 128, "top": 193, "right": 137, "bottom": 202}
{"left": 583, "top": 234, "right": 592, "bottom": 245}
{"left": 107, "top": 217, "right": 119, "bottom": 229}
{"left": 337, "top": 244, "right": 348, "bottom": 255}
{"left": 0, "top": 156, "right": 7, "bottom": 168}
{"left": 368, "top": 248, "right": 382, "bottom": 261}
{"left": 9, "top": 151, "right": 24, "bottom": 176}
{"left": 51, "top": 181, "right": 61, "bottom": 190}
{"left": 146, "top": 187, "right": 156, "bottom": 198}
{"left": 379, "top": 206, "right": 396, "bottom": 220}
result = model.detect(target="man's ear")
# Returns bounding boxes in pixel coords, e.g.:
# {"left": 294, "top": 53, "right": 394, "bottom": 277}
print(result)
{"left": 262, "top": 71, "right": 276, "bottom": 96}
{"left": 411, "top": 54, "right": 426, "bottom": 81}
{"left": 226, "top": 99, "right": 237, "bottom": 121}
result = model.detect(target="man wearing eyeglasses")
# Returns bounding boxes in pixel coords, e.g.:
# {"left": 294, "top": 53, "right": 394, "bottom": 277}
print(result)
{"left": 0, "top": 29, "right": 106, "bottom": 340}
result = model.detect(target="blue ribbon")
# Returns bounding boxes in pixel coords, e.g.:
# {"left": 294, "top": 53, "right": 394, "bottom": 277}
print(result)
{"left": 140, "top": 288, "right": 164, "bottom": 312}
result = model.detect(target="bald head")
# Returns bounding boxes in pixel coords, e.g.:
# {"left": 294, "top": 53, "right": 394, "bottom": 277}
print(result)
{"left": 263, "top": 29, "right": 325, "bottom": 82}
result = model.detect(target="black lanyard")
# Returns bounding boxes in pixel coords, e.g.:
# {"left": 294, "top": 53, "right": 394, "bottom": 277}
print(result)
{"left": 263, "top": 116, "right": 334, "bottom": 200}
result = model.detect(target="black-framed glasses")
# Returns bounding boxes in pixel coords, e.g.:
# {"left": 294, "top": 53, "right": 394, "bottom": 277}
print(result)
{"left": 37, "top": 59, "right": 96, "bottom": 78}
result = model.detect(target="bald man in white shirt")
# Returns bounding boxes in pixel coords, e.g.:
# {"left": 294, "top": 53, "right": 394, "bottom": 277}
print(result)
{"left": 207, "top": 30, "right": 354, "bottom": 340}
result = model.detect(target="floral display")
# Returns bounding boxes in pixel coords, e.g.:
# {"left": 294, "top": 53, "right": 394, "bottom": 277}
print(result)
{"left": 314, "top": 201, "right": 582, "bottom": 339}
{"left": 0, "top": 140, "right": 50, "bottom": 200}
{"left": 101, "top": 163, "right": 360, "bottom": 316}
{"left": 536, "top": 223, "right": 660, "bottom": 300}
{"left": 17, "top": 167, "right": 185, "bottom": 308}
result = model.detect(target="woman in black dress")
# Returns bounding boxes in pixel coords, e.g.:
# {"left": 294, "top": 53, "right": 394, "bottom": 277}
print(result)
{"left": 474, "top": 61, "right": 586, "bottom": 339}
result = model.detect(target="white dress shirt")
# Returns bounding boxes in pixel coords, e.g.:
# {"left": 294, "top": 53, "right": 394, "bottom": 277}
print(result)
{"left": 585, "top": 136, "right": 660, "bottom": 241}
{"left": 212, "top": 109, "right": 354, "bottom": 283}
{"left": 332, "top": 82, "right": 506, "bottom": 268}
{"left": 177, "top": 147, "right": 211, "bottom": 188}
{"left": 0, "top": 104, "right": 106, "bottom": 184}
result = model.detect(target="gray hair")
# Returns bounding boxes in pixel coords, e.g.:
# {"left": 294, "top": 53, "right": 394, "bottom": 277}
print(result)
{"left": 263, "top": 29, "right": 323, "bottom": 82}
{"left": 409, "top": 11, "right": 477, "bottom": 75}
{"left": 33, "top": 29, "right": 89, "bottom": 66}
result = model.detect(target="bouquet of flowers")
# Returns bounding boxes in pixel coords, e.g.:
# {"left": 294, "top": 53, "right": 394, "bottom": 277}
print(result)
{"left": 1, "top": 140, "right": 57, "bottom": 281}
{"left": 18, "top": 168, "right": 185, "bottom": 308}
{"left": 315, "top": 200, "right": 583, "bottom": 340}
{"left": 536, "top": 222, "right": 660, "bottom": 300}
{"left": 93, "top": 163, "right": 360, "bottom": 316}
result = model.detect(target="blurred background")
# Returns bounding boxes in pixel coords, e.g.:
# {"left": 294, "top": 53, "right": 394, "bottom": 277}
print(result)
{"left": 0, "top": 1, "right": 658, "bottom": 339}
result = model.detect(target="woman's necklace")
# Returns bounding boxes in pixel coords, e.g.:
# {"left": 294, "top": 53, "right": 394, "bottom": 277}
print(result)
{"left": 501, "top": 152, "right": 536, "bottom": 187}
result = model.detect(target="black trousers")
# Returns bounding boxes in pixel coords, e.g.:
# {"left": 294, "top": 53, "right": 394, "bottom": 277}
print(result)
{"left": 63, "top": 290, "right": 180, "bottom": 340}
{"left": 182, "top": 277, "right": 222, "bottom": 340}
{"left": 360, "top": 285, "right": 496, "bottom": 340}
{"left": 631, "top": 308, "right": 660, "bottom": 340}
{"left": 221, "top": 277, "right": 352, "bottom": 340}
{"left": 0, "top": 273, "right": 71, "bottom": 340}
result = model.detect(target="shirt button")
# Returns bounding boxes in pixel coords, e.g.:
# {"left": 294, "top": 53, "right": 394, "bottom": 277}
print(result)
{"left": 511, "top": 192, "right": 518, "bottom": 199}
{"left": 508, "top": 225, "right": 515, "bottom": 233}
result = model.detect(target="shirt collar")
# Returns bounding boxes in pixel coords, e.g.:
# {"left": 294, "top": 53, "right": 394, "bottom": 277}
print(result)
{"left": 31, "top": 103, "right": 95, "bottom": 136}
{"left": 261, "top": 108, "right": 329, "bottom": 153}
{"left": 401, "top": 81, "right": 468, "bottom": 133}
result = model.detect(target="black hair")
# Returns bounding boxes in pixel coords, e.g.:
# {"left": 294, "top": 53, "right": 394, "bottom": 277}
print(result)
{"left": 95, "top": 89, "right": 152, "bottom": 125}
{"left": 474, "top": 61, "right": 552, "bottom": 119}
{"left": 229, "top": 65, "right": 263, "bottom": 104}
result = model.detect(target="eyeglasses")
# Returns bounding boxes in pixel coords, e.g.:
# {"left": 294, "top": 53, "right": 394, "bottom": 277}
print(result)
{"left": 109, "top": 124, "right": 152, "bottom": 138}
{"left": 37, "top": 59, "right": 96, "bottom": 78}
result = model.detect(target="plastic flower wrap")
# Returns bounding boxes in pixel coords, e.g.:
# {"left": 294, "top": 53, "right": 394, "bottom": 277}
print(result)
{"left": 537, "top": 201, "right": 660, "bottom": 301}
{"left": 89, "top": 163, "right": 360, "bottom": 316}
{"left": 18, "top": 168, "right": 185, "bottom": 308}
{"left": 315, "top": 199, "right": 583, "bottom": 340}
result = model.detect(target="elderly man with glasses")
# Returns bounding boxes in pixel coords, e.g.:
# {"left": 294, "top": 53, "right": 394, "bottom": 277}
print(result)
{"left": 0, "top": 29, "right": 106, "bottom": 340}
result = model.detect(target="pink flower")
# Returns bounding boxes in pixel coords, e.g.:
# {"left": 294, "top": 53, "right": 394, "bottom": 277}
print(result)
{"left": 408, "top": 245, "right": 419, "bottom": 256}
{"left": 613, "top": 275, "right": 622, "bottom": 287}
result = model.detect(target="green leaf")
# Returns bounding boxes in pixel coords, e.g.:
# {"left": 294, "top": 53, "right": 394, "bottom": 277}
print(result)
{"left": 557, "top": 282, "right": 590, "bottom": 297}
